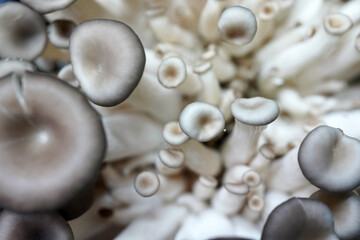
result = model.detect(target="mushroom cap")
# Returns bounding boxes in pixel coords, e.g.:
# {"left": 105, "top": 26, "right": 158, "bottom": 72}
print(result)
{"left": 48, "top": 19, "right": 76, "bottom": 49}
{"left": 0, "top": 210, "right": 74, "bottom": 240}
{"left": 158, "top": 148, "right": 185, "bottom": 168}
{"left": 20, "top": 0, "right": 76, "bottom": 13}
{"left": 231, "top": 97, "right": 280, "bottom": 126}
{"left": 163, "top": 121, "right": 189, "bottom": 146}
{"left": 134, "top": 171, "right": 160, "bottom": 197}
{"left": 157, "top": 56, "right": 187, "bottom": 88}
{"left": 179, "top": 102, "right": 225, "bottom": 142}
{"left": 69, "top": 19, "right": 146, "bottom": 107}
{"left": 0, "top": 2, "right": 47, "bottom": 60}
{"left": 0, "top": 58, "right": 35, "bottom": 79}
{"left": 218, "top": 6, "right": 257, "bottom": 46}
{"left": 0, "top": 72, "right": 106, "bottom": 212}
{"left": 261, "top": 197, "right": 339, "bottom": 240}
{"left": 298, "top": 125, "right": 360, "bottom": 193}
{"left": 310, "top": 190, "right": 360, "bottom": 240}
{"left": 324, "top": 13, "right": 352, "bottom": 36}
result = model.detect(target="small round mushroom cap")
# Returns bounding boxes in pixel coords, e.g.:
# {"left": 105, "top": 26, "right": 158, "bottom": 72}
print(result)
{"left": 298, "top": 125, "right": 360, "bottom": 193}
{"left": 0, "top": 72, "right": 106, "bottom": 212}
{"left": 218, "top": 6, "right": 257, "bottom": 46}
{"left": 158, "top": 148, "right": 185, "bottom": 168}
{"left": 261, "top": 197, "right": 339, "bottom": 240}
{"left": 48, "top": 19, "right": 76, "bottom": 48}
{"left": 69, "top": 19, "right": 146, "bottom": 107}
{"left": 163, "top": 121, "right": 189, "bottom": 146}
{"left": 0, "top": 210, "right": 74, "bottom": 240}
{"left": 134, "top": 171, "right": 160, "bottom": 197}
{"left": 0, "top": 2, "right": 47, "bottom": 60}
{"left": 179, "top": 102, "right": 225, "bottom": 142}
{"left": 231, "top": 97, "right": 280, "bottom": 126}
{"left": 324, "top": 13, "right": 352, "bottom": 36}
{"left": 310, "top": 190, "right": 360, "bottom": 240}
{"left": 20, "top": 0, "right": 76, "bottom": 13}
{"left": 224, "top": 183, "right": 249, "bottom": 195}
{"left": 157, "top": 56, "right": 187, "bottom": 88}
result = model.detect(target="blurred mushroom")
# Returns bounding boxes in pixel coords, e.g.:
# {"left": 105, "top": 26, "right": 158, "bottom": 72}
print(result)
{"left": 69, "top": 19, "right": 146, "bottom": 106}
{"left": 20, "top": 0, "right": 76, "bottom": 13}
{"left": 0, "top": 2, "right": 47, "bottom": 60}
{"left": 0, "top": 72, "right": 106, "bottom": 212}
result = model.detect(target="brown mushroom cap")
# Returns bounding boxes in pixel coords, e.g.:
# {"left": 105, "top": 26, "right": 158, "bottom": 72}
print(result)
{"left": 298, "top": 125, "right": 360, "bottom": 193}
{"left": 69, "top": 19, "right": 146, "bottom": 107}
{"left": 261, "top": 197, "right": 339, "bottom": 240}
{"left": 20, "top": 0, "right": 76, "bottom": 13}
{"left": 0, "top": 72, "right": 106, "bottom": 212}
{"left": 0, "top": 210, "right": 74, "bottom": 240}
{"left": 0, "top": 2, "right": 47, "bottom": 60}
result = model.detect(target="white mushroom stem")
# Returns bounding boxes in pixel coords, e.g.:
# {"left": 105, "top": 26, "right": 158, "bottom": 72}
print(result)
{"left": 198, "top": 0, "right": 228, "bottom": 42}
{"left": 322, "top": 110, "right": 360, "bottom": 139}
{"left": 167, "top": 0, "right": 204, "bottom": 32}
{"left": 176, "top": 193, "right": 207, "bottom": 213}
{"left": 156, "top": 174, "right": 187, "bottom": 201}
{"left": 277, "top": 88, "right": 311, "bottom": 118}
{"left": 223, "top": 165, "right": 262, "bottom": 188}
{"left": 126, "top": 72, "right": 182, "bottom": 122}
{"left": 249, "top": 144, "right": 276, "bottom": 179}
{"left": 193, "top": 62, "right": 222, "bottom": 106}
{"left": 101, "top": 164, "right": 124, "bottom": 190}
{"left": 260, "top": 190, "right": 290, "bottom": 226}
{"left": 154, "top": 42, "right": 199, "bottom": 63}
{"left": 219, "top": 89, "right": 236, "bottom": 122}
{"left": 147, "top": 8, "right": 199, "bottom": 49}
{"left": 232, "top": 215, "right": 262, "bottom": 240}
{"left": 241, "top": 194, "right": 265, "bottom": 221}
{"left": 103, "top": 112, "right": 163, "bottom": 162}
{"left": 211, "top": 184, "right": 248, "bottom": 215}
{"left": 192, "top": 175, "right": 218, "bottom": 201}
{"left": 57, "top": 64, "right": 80, "bottom": 88}
{"left": 176, "top": 67, "right": 202, "bottom": 97}
{"left": 339, "top": 0, "right": 360, "bottom": 23}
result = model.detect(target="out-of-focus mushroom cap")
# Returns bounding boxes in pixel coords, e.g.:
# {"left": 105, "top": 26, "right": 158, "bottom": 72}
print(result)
{"left": 261, "top": 197, "right": 338, "bottom": 240}
{"left": 231, "top": 97, "right": 280, "bottom": 126}
{"left": 0, "top": 2, "right": 47, "bottom": 60}
{"left": 0, "top": 210, "right": 74, "bottom": 240}
{"left": 163, "top": 121, "right": 189, "bottom": 146}
{"left": 0, "top": 59, "right": 35, "bottom": 79}
{"left": 298, "top": 125, "right": 360, "bottom": 193}
{"left": 0, "top": 72, "right": 106, "bottom": 212}
{"left": 157, "top": 56, "right": 187, "bottom": 88}
{"left": 48, "top": 19, "right": 76, "bottom": 49}
{"left": 158, "top": 148, "right": 185, "bottom": 168}
{"left": 324, "top": 13, "right": 352, "bottom": 36}
{"left": 70, "top": 19, "right": 146, "bottom": 107}
{"left": 20, "top": 0, "right": 76, "bottom": 13}
{"left": 134, "top": 171, "right": 160, "bottom": 197}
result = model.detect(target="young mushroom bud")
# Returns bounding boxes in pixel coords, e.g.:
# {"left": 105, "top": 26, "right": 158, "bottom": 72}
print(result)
{"left": 156, "top": 148, "right": 185, "bottom": 175}
{"left": 261, "top": 197, "right": 339, "bottom": 240}
{"left": 310, "top": 190, "right": 360, "bottom": 240}
{"left": 157, "top": 56, "right": 187, "bottom": 88}
{"left": 218, "top": 6, "right": 257, "bottom": 46}
{"left": 0, "top": 2, "right": 47, "bottom": 60}
{"left": 134, "top": 171, "right": 160, "bottom": 197}
{"left": 298, "top": 125, "right": 360, "bottom": 193}
{"left": 0, "top": 72, "right": 106, "bottom": 212}
{"left": 0, "top": 210, "right": 74, "bottom": 240}
{"left": 179, "top": 102, "right": 225, "bottom": 142}
{"left": 69, "top": 19, "right": 146, "bottom": 107}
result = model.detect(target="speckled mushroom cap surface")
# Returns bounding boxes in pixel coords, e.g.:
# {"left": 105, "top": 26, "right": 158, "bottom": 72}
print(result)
{"left": 69, "top": 19, "right": 146, "bottom": 107}
{"left": 0, "top": 72, "right": 106, "bottom": 212}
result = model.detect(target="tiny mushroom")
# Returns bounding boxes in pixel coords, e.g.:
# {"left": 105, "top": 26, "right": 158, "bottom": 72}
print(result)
{"left": 20, "top": 0, "right": 76, "bottom": 13}
{"left": 298, "top": 125, "right": 360, "bottom": 193}
{"left": 218, "top": 6, "right": 257, "bottom": 46}
{"left": 0, "top": 72, "right": 106, "bottom": 212}
{"left": 179, "top": 102, "right": 225, "bottom": 142}
{"left": 134, "top": 171, "right": 160, "bottom": 197}
{"left": 69, "top": 19, "right": 146, "bottom": 106}
{"left": 157, "top": 56, "right": 187, "bottom": 88}
{"left": 48, "top": 19, "right": 77, "bottom": 49}
{"left": 0, "top": 2, "right": 47, "bottom": 60}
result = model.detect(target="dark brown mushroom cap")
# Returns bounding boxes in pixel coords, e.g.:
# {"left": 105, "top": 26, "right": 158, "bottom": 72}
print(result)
{"left": 261, "top": 197, "right": 339, "bottom": 240}
{"left": 0, "top": 2, "right": 47, "bottom": 60}
{"left": 0, "top": 72, "right": 106, "bottom": 212}
{"left": 310, "top": 190, "right": 360, "bottom": 240}
{"left": 20, "top": 0, "right": 76, "bottom": 13}
{"left": 0, "top": 210, "right": 74, "bottom": 240}
{"left": 69, "top": 19, "right": 146, "bottom": 107}
{"left": 298, "top": 125, "right": 360, "bottom": 193}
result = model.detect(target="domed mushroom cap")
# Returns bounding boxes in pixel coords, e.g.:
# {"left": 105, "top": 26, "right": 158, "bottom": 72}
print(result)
{"left": 69, "top": 19, "right": 146, "bottom": 107}
{"left": 0, "top": 72, "right": 106, "bottom": 212}
{"left": 0, "top": 2, "right": 47, "bottom": 60}
{"left": 298, "top": 125, "right": 360, "bottom": 193}
{"left": 261, "top": 197, "right": 339, "bottom": 240}
{"left": 20, "top": 0, "right": 76, "bottom": 13}
{"left": 231, "top": 97, "right": 280, "bottom": 126}
{"left": 0, "top": 210, "right": 74, "bottom": 240}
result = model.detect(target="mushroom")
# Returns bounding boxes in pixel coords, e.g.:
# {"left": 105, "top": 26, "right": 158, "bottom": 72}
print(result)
{"left": 134, "top": 171, "right": 160, "bottom": 197}
{"left": 0, "top": 72, "right": 106, "bottom": 212}
{"left": 0, "top": 210, "right": 74, "bottom": 240}
{"left": 298, "top": 125, "right": 360, "bottom": 193}
{"left": 310, "top": 190, "right": 360, "bottom": 240}
{"left": 157, "top": 56, "right": 187, "bottom": 88}
{"left": 69, "top": 19, "right": 146, "bottom": 107}
{"left": 261, "top": 197, "right": 339, "bottom": 240}
{"left": 20, "top": 0, "right": 76, "bottom": 13}
{"left": 192, "top": 175, "right": 218, "bottom": 201}
{"left": 179, "top": 102, "right": 225, "bottom": 142}
{"left": 48, "top": 19, "right": 77, "bottom": 49}
{"left": 0, "top": 58, "right": 35, "bottom": 79}
{"left": 0, "top": 2, "right": 47, "bottom": 60}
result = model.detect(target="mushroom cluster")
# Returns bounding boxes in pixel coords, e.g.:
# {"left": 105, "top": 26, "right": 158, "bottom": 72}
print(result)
{"left": 1, "top": 0, "right": 360, "bottom": 239}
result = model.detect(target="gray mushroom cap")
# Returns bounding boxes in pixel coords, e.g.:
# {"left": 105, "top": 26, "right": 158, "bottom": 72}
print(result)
{"left": 20, "top": 0, "right": 76, "bottom": 14}
{"left": 0, "top": 72, "right": 106, "bottom": 212}
{"left": 0, "top": 2, "right": 47, "bottom": 60}
{"left": 261, "top": 197, "right": 339, "bottom": 240}
{"left": 69, "top": 19, "right": 146, "bottom": 107}
{"left": 298, "top": 125, "right": 360, "bottom": 193}
{"left": 0, "top": 210, "right": 74, "bottom": 240}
